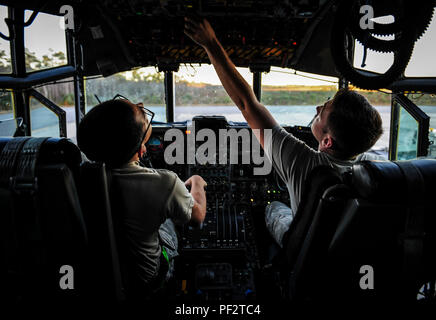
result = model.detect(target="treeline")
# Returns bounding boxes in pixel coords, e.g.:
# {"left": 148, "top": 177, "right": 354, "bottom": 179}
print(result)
{"left": 86, "top": 72, "right": 166, "bottom": 106}
{"left": 0, "top": 48, "right": 67, "bottom": 73}
{"left": 83, "top": 77, "right": 436, "bottom": 107}
{"left": 85, "top": 71, "right": 235, "bottom": 106}
{"left": 80, "top": 74, "right": 436, "bottom": 107}
{"left": 85, "top": 75, "right": 394, "bottom": 107}
{"left": 1, "top": 48, "right": 435, "bottom": 110}
{"left": 262, "top": 89, "right": 336, "bottom": 106}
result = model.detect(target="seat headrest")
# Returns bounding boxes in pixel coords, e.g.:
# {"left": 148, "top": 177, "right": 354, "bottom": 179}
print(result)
{"left": 0, "top": 137, "right": 82, "bottom": 168}
{"left": 352, "top": 159, "right": 436, "bottom": 203}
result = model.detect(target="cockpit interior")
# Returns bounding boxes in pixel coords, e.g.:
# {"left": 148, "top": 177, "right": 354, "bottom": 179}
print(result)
{"left": 0, "top": 0, "right": 435, "bottom": 316}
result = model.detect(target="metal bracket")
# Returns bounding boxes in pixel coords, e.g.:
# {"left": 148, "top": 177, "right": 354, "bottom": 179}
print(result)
{"left": 25, "top": 88, "right": 67, "bottom": 138}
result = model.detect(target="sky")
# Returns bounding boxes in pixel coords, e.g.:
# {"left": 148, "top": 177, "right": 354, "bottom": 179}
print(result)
{"left": 0, "top": 5, "right": 435, "bottom": 84}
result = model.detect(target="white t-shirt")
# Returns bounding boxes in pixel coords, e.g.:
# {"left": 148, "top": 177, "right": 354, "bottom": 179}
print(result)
{"left": 111, "top": 162, "right": 194, "bottom": 283}
{"left": 264, "top": 125, "right": 385, "bottom": 214}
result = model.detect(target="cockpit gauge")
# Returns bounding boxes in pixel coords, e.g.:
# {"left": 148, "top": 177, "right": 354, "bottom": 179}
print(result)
{"left": 147, "top": 135, "right": 164, "bottom": 152}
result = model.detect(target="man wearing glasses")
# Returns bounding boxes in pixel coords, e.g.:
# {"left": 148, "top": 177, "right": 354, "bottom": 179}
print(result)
{"left": 78, "top": 95, "right": 207, "bottom": 296}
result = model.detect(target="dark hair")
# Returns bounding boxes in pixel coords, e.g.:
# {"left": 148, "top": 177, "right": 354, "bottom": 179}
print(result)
{"left": 327, "top": 88, "right": 383, "bottom": 159}
{"left": 77, "top": 99, "right": 145, "bottom": 167}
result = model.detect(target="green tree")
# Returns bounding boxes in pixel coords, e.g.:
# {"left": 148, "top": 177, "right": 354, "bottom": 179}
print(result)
{"left": 0, "top": 49, "right": 11, "bottom": 73}
{"left": 25, "top": 48, "right": 41, "bottom": 71}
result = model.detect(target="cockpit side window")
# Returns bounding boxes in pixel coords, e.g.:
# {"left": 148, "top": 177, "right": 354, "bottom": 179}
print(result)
{"left": 405, "top": 14, "right": 436, "bottom": 77}
{"left": 24, "top": 10, "right": 67, "bottom": 73}
{"left": 390, "top": 94, "right": 431, "bottom": 160}
{"left": 408, "top": 94, "right": 436, "bottom": 158}
{"left": 0, "top": 5, "right": 11, "bottom": 74}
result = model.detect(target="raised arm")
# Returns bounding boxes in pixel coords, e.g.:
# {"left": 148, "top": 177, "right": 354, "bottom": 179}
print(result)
{"left": 184, "top": 17, "right": 278, "bottom": 147}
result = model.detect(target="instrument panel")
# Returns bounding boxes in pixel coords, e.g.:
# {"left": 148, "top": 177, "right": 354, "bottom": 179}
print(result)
{"left": 145, "top": 116, "right": 317, "bottom": 301}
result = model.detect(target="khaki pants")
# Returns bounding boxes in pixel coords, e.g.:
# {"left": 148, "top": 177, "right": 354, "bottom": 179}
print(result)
{"left": 158, "top": 218, "right": 178, "bottom": 280}
{"left": 265, "top": 201, "right": 294, "bottom": 248}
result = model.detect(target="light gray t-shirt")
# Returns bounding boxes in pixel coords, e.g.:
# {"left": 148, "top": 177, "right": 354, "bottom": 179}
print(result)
{"left": 111, "top": 161, "right": 194, "bottom": 284}
{"left": 264, "top": 125, "right": 385, "bottom": 214}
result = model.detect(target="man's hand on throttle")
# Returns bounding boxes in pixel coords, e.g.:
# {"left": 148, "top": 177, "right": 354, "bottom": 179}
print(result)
{"left": 185, "top": 175, "right": 207, "bottom": 190}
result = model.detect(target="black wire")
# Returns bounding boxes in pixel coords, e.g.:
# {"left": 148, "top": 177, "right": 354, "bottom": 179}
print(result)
{"left": 0, "top": 10, "right": 40, "bottom": 42}
{"left": 405, "top": 92, "right": 436, "bottom": 99}
{"left": 408, "top": 93, "right": 425, "bottom": 100}
{"left": 30, "top": 78, "right": 76, "bottom": 89}
{"left": 0, "top": 31, "right": 10, "bottom": 41}
{"left": 361, "top": 46, "right": 368, "bottom": 68}
{"left": 94, "top": 94, "right": 101, "bottom": 104}
{"left": 23, "top": 10, "right": 39, "bottom": 27}
{"left": 23, "top": 2, "right": 49, "bottom": 27}
{"left": 270, "top": 69, "right": 338, "bottom": 84}
{"left": 1, "top": 18, "right": 13, "bottom": 41}
{"left": 139, "top": 153, "right": 153, "bottom": 168}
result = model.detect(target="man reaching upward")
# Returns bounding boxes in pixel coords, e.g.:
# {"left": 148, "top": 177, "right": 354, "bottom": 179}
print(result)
{"left": 184, "top": 17, "right": 384, "bottom": 247}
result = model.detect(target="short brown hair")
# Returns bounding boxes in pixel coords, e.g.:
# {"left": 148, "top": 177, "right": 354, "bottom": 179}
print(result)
{"left": 77, "top": 99, "right": 145, "bottom": 167}
{"left": 327, "top": 89, "right": 383, "bottom": 159}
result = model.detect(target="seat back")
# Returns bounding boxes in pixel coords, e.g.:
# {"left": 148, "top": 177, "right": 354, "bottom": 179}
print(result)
{"left": 79, "top": 162, "right": 168, "bottom": 301}
{"left": 283, "top": 159, "right": 436, "bottom": 303}
{"left": 328, "top": 160, "right": 436, "bottom": 302}
{"left": 0, "top": 137, "right": 87, "bottom": 304}
{"left": 280, "top": 165, "right": 350, "bottom": 301}
{"left": 78, "top": 162, "right": 126, "bottom": 302}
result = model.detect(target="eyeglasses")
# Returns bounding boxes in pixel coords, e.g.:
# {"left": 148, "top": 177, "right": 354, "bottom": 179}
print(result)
{"left": 112, "top": 94, "right": 155, "bottom": 150}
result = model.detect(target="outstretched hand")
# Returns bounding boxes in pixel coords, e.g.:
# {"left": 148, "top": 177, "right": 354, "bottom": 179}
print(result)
{"left": 184, "top": 17, "right": 217, "bottom": 48}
